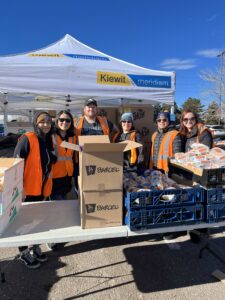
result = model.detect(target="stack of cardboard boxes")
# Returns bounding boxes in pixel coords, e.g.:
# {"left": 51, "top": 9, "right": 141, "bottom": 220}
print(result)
{"left": 61, "top": 136, "right": 141, "bottom": 229}
{"left": 0, "top": 158, "right": 24, "bottom": 235}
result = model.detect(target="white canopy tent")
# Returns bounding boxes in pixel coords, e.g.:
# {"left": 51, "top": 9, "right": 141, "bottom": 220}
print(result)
{"left": 0, "top": 34, "right": 175, "bottom": 114}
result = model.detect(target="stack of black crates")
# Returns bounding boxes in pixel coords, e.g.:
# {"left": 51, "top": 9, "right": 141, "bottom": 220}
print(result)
{"left": 124, "top": 187, "right": 204, "bottom": 231}
{"left": 204, "top": 168, "right": 225, "bottom": 223}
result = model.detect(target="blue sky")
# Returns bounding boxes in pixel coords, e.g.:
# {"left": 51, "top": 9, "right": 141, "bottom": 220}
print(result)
{"left": 1, "top": 0, "right": 225, "bottom": 108}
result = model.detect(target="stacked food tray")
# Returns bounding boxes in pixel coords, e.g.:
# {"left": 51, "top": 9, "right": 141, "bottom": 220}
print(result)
{"left": 124, "top": 187, "right": 204, "bottom": 230}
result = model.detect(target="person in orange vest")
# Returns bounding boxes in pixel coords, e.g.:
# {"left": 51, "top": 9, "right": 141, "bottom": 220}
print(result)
{"left": 179, "top": 109, "right": 213, "bottom": 152}
{"left": 113, "top": 112, "right": 144, "bottom": 173}
{"left": 50, "top": 110, "right": 76, "bottom": 200}
{"left": 75, "top": 98, "right": 117, "bottom": 137}
{"left": 149, "top": 112, "right": 182, "bottom": 174}
{"left": 14, "top": 111, "right": 56, "bottom": 269}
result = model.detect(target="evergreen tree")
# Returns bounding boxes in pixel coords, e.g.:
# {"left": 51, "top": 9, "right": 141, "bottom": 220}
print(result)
{"left": 182, "top": 97, "right": 204, "bottom": 114}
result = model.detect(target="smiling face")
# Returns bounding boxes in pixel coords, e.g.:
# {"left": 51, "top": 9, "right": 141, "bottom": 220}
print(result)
{"left": 83, "top": 104, "right": 97, "bottom": 119}
{"left": 57, "top": 113, "right": 72, "bottom": 131}
{"left": 182, "top": 112, "right": 196, "bottom": 131}
{"left": 37, "top": 116, "right": 52, "bottom": 135}
{"left": 157, "top": 117, "right": 169, "bottom": 130}
{"left": 121, "top": 120, "right": 132, "bottom": 133}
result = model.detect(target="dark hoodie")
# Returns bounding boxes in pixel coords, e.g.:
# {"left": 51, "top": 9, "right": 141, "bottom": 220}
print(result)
{"left": 14, "top": 111, "right": 56, "bottom": 198}
{"left": 114, "top": 130, "right": 144, "bottom": 173}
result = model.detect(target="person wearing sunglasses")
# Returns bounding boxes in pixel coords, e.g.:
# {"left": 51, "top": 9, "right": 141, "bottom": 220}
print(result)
{"left": 50, "top": 110, "right": 76, "bottom": 201}
{"left": 149, "top": 111, "right": 182, "bottom": 173}
{"left": 179, "top": 109, "right": 213, "bottom": 152}
{"left": 112, "top": 112, "right": 144, "bottom": 173}
{"left": 14, "top": 111, "right": 56, "bottom": 269}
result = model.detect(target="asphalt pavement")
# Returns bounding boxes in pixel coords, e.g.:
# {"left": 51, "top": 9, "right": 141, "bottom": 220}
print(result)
{"left": 1, "top": 228, "right": 225, "bottom": 299}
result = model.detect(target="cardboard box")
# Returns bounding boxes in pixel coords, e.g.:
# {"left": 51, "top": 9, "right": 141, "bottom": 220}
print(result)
{"left": 62, "top": 136, "right": 141, "bottom": 229}
{"left": 81, "top": 190, "right": 123, "bottom": 229}
{"left": 0, "top": 158, "right": 24, "bottom": 214}
{"left": 0, "top": 195, "right": 23, "bottom": 235}
{"left": 62, "top": 136, "right": 142, "bottom": 192}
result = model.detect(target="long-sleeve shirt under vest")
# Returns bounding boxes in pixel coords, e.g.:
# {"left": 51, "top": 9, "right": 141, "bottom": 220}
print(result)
{"left": 152, "top": 127, "right": 183, "bottom": 168}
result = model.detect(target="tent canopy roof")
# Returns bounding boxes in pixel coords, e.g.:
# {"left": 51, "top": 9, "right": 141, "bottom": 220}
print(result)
{"left": 0, "top": 34, "right": 175, "bottom": 111}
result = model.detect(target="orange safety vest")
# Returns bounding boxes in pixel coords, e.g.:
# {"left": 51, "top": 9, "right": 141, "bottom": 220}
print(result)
{"left": 23, "top": 132, "right": 52, "bottom": 197}
{"left": 149, "top": 130, "right": 179, "bottom": 173}
{"left": 112, "top": 131, "right": 137, "bottom": 164}
{"left": 51, "top": 134, "right": 76, "bottom": 178}
{"left": 75, "top": 116, "right": 110, "bottom": 137}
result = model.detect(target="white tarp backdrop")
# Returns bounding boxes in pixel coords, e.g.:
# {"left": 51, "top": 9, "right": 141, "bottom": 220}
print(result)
{"left": 0, "top": 34, "right": 175, "bottom": 112}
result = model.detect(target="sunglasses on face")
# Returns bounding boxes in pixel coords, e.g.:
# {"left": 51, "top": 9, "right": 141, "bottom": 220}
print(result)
{"left": 183, "top": 117, "right": 195, "bottom": 123}
{"left": 58, "top": 118, "right": 71, "bottom": 123}
{"left": 157, "top": 118, "right": 168, "bottom": 123}
{"left": 121, "top": 121, "right": 132, "bottom": 124}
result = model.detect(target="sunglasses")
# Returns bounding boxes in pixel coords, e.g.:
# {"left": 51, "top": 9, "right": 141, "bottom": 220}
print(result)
{"left": 183, "top": 117, "right": 195, "bottom": 123}
{"left": 59, "top": 118, "right": 71, "bottom": 123}
{"left": 157, "top": 118, "right": 168, "bottom": 123}
{"left": 121, "top": 120, "right": 132, "bottom": 124}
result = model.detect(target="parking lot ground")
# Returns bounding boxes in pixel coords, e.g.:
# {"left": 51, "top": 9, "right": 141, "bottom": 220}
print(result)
{"left": 1, "top": 228, "right": 225, "bottom": 299}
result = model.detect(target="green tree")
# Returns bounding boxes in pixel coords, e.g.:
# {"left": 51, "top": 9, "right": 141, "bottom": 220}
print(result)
{"left": 182, "top": 97, "right": 204, "bottom": 114}
{"left": 203, "top": 101, "right": 220, "bottom": 124}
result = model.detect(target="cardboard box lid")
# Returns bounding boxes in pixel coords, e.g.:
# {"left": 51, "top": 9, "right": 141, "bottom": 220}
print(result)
{"left": 61, "top": 139, "right": 142, "bottom": 153}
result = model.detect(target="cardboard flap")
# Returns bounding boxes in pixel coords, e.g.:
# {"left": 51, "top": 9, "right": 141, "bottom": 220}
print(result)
{"left": 119, "top": 140, "right": 143, "bottom": 152}
{"left": 83, "top": 143, "right": 126, "bottom": 153}
{"left": 78, "top": 135, "right": 110, "bottom": 144}
{"left": 60, "top": 141, "right": 81, "bottom": 152}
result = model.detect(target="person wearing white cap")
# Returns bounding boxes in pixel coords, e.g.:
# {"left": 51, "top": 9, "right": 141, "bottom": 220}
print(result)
{"left": 112, "top": 112, "right": 144, "bottom": 173}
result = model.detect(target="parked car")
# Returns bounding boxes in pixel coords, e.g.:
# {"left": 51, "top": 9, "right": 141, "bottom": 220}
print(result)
{"left": 206, "top": 125, "right": 225, "bottom": 140}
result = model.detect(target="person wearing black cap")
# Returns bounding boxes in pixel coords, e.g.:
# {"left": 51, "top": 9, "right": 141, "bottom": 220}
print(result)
{"left": 14, "top": 111, "right": 56, "bottom": 269}
{"left": 112, "top": 112, "right": 144, "bottom": 173}
{"left": 149, "top": 111, "right": 182, "bottom": 174}
{"left": 75, "top": 98, "right": 117, "bottom": 137}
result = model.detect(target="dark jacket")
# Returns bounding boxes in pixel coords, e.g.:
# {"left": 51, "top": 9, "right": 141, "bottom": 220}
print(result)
{"left": 13, "top": 112, "right": 55, "bottom": 200}
{"left": 184, "top": 124, "right": 213, "bottom": 152}
{"left": 114, "top": 130, "right": 144, "bottom": 173}
{"left": 152, "top": 127, "right": 183, "bottom": 168}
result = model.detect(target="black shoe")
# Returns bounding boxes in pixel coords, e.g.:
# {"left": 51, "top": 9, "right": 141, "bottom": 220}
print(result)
{"left": 189, "top": 231, "right": 201, "bottom": 243}
{"left": 32, "top": 246, "right": 48, "bottom": 262}
{"left": 19, "top": 249, "right": 41, "bottom": 269}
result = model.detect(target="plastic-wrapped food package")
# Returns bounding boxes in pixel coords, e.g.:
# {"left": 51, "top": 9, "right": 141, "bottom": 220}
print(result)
{"left": 209, "top": 147, "right": 225, "bottom": 159}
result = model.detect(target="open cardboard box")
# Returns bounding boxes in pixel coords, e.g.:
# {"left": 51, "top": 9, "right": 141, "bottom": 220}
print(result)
{"left": 61, "top": 135, "right": 142, "bottom": 229}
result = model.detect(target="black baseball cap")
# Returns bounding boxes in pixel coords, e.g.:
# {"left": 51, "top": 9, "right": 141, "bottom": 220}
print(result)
{"left": 84, "top": 98, "right": 97, "bottom": 107}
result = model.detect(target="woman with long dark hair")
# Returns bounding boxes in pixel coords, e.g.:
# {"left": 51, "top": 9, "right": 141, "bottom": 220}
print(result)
{"left": 51, "top": 110, "right": 76, "bottom": 200}
{"left": 179, "top": 109, "right": 213, "bottom": 152}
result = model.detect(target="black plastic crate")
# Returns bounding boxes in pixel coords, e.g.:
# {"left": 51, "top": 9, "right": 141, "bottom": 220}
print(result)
{"left": 125, "top": 205, "right": 204, "bottom": 230}
{"left": 169, "top": 162, "right": 225, "bottom": 188}
{"left": 204, "top": 188, "right": 225, "bottom": 204}
{"left": 206, "top": 203, "right": 225, "bottom": 223}
{"left": 124, "top": 187, "right": 204, "bottom": 209}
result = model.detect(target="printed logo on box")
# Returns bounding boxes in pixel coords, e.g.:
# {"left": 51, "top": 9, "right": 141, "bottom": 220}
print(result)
{"left": 85, "top": 204, "right": 96, "bottom": 213}
{"left": 85, "top": 203, "right": 119, "bottom": 214}
{"left": 85, "top": 165, "right": 120, "bottom": 176}
{"left": 85, "top": 165, "right": 97, "bottom": 176}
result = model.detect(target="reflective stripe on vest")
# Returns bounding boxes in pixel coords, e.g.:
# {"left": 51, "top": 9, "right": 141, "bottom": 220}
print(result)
{"left": 51, "top": 134, "right": 75, "bottom": 178}
{"left": 75, "top": 116, "right": 109, "bottom": 137}
{"left": 23, "top": 132, "right": 52, "bottom": 197}
{"left": 149, "top": 130, "right": 178, "bottom": 172}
